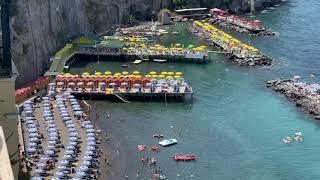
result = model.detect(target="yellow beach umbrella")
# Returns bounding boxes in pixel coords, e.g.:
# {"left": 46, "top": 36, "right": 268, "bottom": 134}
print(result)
{"left": 122, "top": 71, "right": 129, "bottom": 75}
{"left": 133, "top": 71, "right": 140, "bottom": 75}
{"left": 114, "top": 73, "right": 122, "bottom": 77}
{"left": 161, "top": 72, "right": 168, "bottom": 75}
{"left": 135, "top": 75, "right": 142, "bottom": 78}
{"left": 167, "top": 72, "right": 174, "bottom": 75}
{"left": 175, "top": 43, "right": 181, "bottom": 47}
{"left": 151, "top": 75, "right": 158, "bottom": 78}
{"left": 129, "top": 74, "right": 136, "bottom": 78}
{"left": 145, "top": 75, "right": 151, "bottom": 78}
{"left": 149, "top": 71, "right": 157, "bottom": 75}
{"left": 174, "top": 75, "right": 181, "bottom": 79}
{"left": 175, "top": 72, "right": 182, "bottom": 75}
{"left": 158, "top": 75, "right": 165, "bottom": 78}
{"left": 95, "top": 71, "right": 102, "bottom": 76}
{"left": 166, "top": 76, "right": 173, "bottom": 80}
{"left": 104, "top": 71, "right": 112, "bottom": 75}
{"left": 155, "top": 44, "right": 161, "bottom": 47}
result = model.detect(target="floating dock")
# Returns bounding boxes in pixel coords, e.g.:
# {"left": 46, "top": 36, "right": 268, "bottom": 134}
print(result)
{"left": 45, "top": 34, "right": 210, "bottom": 76}
{"left": 209, "top": 8, "right": 275, "bottom": 36}
{"left": 191, "top": 20, "right": 272, "bottom": 66}
{"left": 54, "top": 72, "right": 193, "bottom": 102}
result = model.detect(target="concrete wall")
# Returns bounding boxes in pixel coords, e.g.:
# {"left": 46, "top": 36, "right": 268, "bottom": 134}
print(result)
{"left": 0, "top": 77, "right": 19, "bottom": 179}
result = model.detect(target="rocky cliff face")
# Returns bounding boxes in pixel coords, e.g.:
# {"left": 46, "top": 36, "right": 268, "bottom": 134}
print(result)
{"left": 11, "top": 0, "right": 280, "bottom": 86}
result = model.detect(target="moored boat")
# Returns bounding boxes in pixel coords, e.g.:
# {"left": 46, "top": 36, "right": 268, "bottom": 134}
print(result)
{"left": 173, "top": 154, "right": 197, "bottom": 161}
{"left": 159, "top": 138, "right": 177, "bottom": 147}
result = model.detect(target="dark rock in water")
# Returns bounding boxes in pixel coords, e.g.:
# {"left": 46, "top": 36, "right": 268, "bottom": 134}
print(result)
{"left": 314, "top": 116, "right": 320, "bottom": 120}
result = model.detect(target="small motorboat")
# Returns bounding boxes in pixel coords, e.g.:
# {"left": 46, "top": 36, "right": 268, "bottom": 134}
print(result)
{"left": 159, "top": 138, "right": 177, "bottom": 147}
{"left": 137, "top": 145, "right": 147, "bottom": 151}
{"left": 294, "top": 136, "right": 304, "bottom": 142}
{"left": 173, "top": 154, "right": 197, "bottom": 161}
{"left": 283, "top": 137, "right": 293, "bottom": 144}
{"left": 153, "top": 59, "right": 167, "bottom": 63}
{"left": 133, "top": 60, "right": 142, "bottom": 64}
{"left": 153, "top": 134, "right": 164, "bottom": 138}
{"left": 151, "top": 145, "right": 159, "bottom": 151}
{"left": 294, "top": 131, "right": 302, "bottom": 136}
{"left": 121, "top": 64, "right": 129, "bottom": 68}
{"left": 172, "top": 31, "right": 180, "bottom": 35}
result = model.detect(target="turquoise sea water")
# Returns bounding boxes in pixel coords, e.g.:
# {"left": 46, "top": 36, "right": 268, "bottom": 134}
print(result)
{"left": 69, "top": 0, "right": 320, "bottom": 179}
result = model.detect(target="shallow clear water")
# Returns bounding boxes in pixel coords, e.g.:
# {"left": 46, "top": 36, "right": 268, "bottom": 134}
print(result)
{"left": 69, "top": 0, "right": 320, "bottom": 179}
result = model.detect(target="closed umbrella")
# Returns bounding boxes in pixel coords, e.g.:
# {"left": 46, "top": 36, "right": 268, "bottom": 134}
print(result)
{"left": 34, "top": 168, "right": 45, "bottom": 174}
{"left": 65, "top": 150, "right": 74, "bottom": 155}
{"left": 65, "top": 120, "right": 73, "bottom": 125}
{"left": 70, "top": 98, "right": 77, "bottom": 102}
{"left": 68, "top": 128, "right": 77, "bottom": 132}
{"left": 81, "top": 160, "right": 91, "bottom": 166}
{"left": 54, "top": 171, "right": 65, "bottom": 178}
{"left": 60, "top": 113, "right": 69, "bottom": 117}
{"left": 28, "top": 133, "right": 39, "bottom": 137}
{"left": 25, "top": 120, "right": 34, "bottom": 124}
{"left": 63, "top": 117, "right": 71, "bottom": 121}
{"left": 48, "top": 132, "right": 58, "bottom": 137}
{"left": 48, "top": 141, "right": 57, "bottom": 146}
{"left": 69, "top": 137, "right": 78, "bottom": 142}
{"left": 25, "top": 110, "right": 34, "bottom": 114}
{"left": 44, "top": 116, "right": 54, "bottom": 121}
{"left": 25, "top": 117, "right": 35, "bottom": 120}
{"left": 84, "top": 151, "right": 94, "bottom": 156}
{"left": 66, "top": 145, "right": 76, "bottom": 150}
{"left": 66, "top": 124, "right": 75, "bottom": 128}
{"left": 72, "top": 104, "right": 80, "bottom": 108}
{"left": 63, "top": 154, "right": 73, "bottom": 160}
{"left": 79, "top": 165, "right": 89, "bottom": 172}
{"left": 27, "top": 147, "right": 37, "bottom": 153}
{"left": 88, "top": 141, "right": 96, "bottom": 146}
{"left": 73, "top": 107, "right": 82, "bottom": 111}
{"left": 28, "top": 128, "right": 38, "bottom": 133}
{"left": 27, "top": 124, "right": 36, "bottom": 128}
{"left": 86, "top": 146, "right": 95, "bottom": 151}
{"left": 87, "top": 137, "right": 96, "bottom": 141}
{"left": 37, "top": 163, "right": 46, "bottom": 168}
{"left": 45, "top": 150, "right": 55, "bottom": 155}
{"left": 86, "top": 129, "right": 95, "bottom": 133}
{"left": 57, "top": 166, "right": 66, "bottom": 171}
{"left": 47, "top": 145, "right": 55, "bottom": 149}
{"left": 48, "top": 136, "right": 59, "bottom": 141}
{"left": 69, "top": 132, "right": 78, "bottom": 137}
{"left": 30, "top": 137, "right": 40, "bottom": 142}
{"left": 39, "top": 156, "right": 51, "bottom": 162}
{"left": 86, "top": 133, "right": 95, "bottom": 137}
{"left": 85, "top": 124, "right": 94, "bottom": 129}
{"left": 29, "top": 142, "right": 37, "bottom": 147}
{"left": 76, "top": 171, "right": 86, "bottom": 178}
{"left": 69, "top": 141, "right": 78, "bottom": 146}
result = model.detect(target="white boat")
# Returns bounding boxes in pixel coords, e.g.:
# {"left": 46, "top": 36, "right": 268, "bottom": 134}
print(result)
{"left": 133, "top": 60, "right": 142, "bottom": 64}
{"left": 294, "top": 131, "right": 302, "bottom": 136}
{"left": 153, "top": 59, "right": 167, "bottom": 63}
{"left": 159, "top": 138, "right": 177, "bottom": 146}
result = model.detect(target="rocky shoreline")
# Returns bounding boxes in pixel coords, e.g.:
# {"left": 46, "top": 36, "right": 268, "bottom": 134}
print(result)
{"left": 266, "top": 79, "right": 320, "bottom": 119}
{"left": 190, "top": 26, "right": 272, "bottom": 66}
{"left": 208, "top": 17, "right": 275, "bottom": 37}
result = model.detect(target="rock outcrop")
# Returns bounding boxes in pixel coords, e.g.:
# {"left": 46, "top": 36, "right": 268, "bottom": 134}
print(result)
{"left": 267, "top": 79, "right": 320, "bottom": 119}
